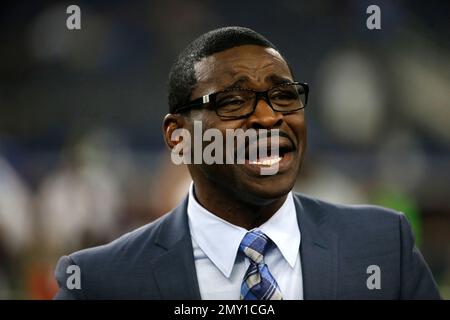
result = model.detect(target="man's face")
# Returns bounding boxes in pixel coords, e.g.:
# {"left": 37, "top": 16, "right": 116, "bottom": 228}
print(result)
{"left": 183, "top": 45, "right": 306, "bottom": 205}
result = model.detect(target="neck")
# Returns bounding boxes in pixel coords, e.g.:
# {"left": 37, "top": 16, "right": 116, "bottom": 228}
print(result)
{"left": 192, "top": 183, "right": 287, "bottom": 230}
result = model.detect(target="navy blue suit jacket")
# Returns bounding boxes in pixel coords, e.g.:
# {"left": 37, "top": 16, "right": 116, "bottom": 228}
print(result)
{"left": 54, "top": 193, "right": 441, "bottom": 299}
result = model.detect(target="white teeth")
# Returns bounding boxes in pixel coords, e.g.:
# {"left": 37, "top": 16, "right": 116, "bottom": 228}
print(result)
{"left": 249, "top": 156, "right": 282, "bottom": 166}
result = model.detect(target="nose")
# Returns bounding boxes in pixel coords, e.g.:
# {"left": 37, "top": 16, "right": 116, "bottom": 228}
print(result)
{"left": 247, "top": 98, "right": 283, "bottom": 129}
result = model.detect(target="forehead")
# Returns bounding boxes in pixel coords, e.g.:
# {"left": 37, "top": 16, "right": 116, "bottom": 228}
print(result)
{"left": 193, "top": 45, "right": 292, "bottom": 94}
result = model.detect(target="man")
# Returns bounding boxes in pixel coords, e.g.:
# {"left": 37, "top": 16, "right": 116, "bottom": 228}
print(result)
{"left": 54, "top": 26, "right": 441, "bottom": 299}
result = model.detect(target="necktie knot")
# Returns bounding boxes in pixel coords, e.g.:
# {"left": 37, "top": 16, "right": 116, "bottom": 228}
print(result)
{"left": 239, "top": 229, "right": 271, "bottom": 265}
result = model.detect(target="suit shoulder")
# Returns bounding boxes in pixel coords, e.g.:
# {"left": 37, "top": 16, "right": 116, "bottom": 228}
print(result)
{"left": 54, "top": 208, "right": 185, "bottom": 299}
{"left": 294, "top": 192, "right": 406, "bottom": 256}
{"left": 68, "top": 211, "right": 171, "bottom": 270}
{"left": 293, "top": 192, "right": 403, "bottom": 228}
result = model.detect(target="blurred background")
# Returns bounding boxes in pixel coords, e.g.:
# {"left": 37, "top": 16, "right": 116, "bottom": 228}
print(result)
{"left": 0, "top": 0, "right": 449, "bottom": 299}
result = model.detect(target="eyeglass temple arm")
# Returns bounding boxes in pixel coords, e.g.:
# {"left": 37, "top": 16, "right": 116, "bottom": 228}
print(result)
{"left": 173, "top": 94, "right": 212, "bottom": 114}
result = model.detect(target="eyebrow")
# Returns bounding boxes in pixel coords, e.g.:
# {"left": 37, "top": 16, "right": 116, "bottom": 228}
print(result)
{"left": 222, "top": 74, "right": 293, "bottom": 90}
{"left": 268, "top": 74, "right": 293, "bottom": 85}
{"left": 223, "top": 76, "right": 250, "bottom": 90}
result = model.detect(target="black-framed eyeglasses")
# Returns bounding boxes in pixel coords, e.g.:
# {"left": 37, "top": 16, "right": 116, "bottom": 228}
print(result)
{"left": 174, "top": 82, "right": 309, "bottom": 120}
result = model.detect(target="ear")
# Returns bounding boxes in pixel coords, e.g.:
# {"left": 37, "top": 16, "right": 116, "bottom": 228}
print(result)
{"left": 162, "top": 113, "right": 187, "bottom": 150}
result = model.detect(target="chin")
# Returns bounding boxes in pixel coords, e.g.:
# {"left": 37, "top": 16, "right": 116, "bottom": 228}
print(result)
{"left": 235, "top": 174, "right": 297, "bottom": 205}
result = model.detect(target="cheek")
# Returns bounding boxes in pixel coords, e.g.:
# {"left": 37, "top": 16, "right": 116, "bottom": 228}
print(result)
{"left": 190, "top": 110, "right": 242, "bottom": 130}
{"left": 286, "top": 113, "right": 306, "bottom": 144}
{"left": 203, "top": 117, "right": 246, "bottom": 141}
{"left": 189, "top": 113, "right": 245, "bottom": 156}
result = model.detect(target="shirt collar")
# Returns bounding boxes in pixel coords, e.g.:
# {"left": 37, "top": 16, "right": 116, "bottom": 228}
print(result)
{"left": 187, "top": 182, "right": 301, "bottom": 278}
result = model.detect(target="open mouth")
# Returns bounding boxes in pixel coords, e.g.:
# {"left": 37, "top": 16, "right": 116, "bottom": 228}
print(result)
{"left": 240, "top": 139, "right": 296, "bottom": 174}
{"left": 246, "top": 144, "right": 294, "bottom": 166}
{"left": 248, "top": 155, "right": 283, "bottom": 166}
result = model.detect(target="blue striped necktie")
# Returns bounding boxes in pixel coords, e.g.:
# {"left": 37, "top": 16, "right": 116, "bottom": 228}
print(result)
{"left": 239, "top": 229, "right": 283, "bottom": 300}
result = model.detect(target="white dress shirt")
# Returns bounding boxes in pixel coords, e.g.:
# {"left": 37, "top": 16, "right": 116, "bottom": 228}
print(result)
{"left": 187, "top": 183, "right": 303, "bottom": 300}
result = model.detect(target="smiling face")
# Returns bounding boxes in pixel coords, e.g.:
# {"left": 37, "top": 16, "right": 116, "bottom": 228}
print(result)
{"left": 166, "top": 44, "right": 307, "bottom": 208}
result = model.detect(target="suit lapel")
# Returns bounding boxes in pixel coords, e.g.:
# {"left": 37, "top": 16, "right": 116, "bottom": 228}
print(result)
{"left": 151, "top": 197, "right": 201, "bottom": 299}
{"left": 294, "top": 194, "right": 339, "bottom": 299}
